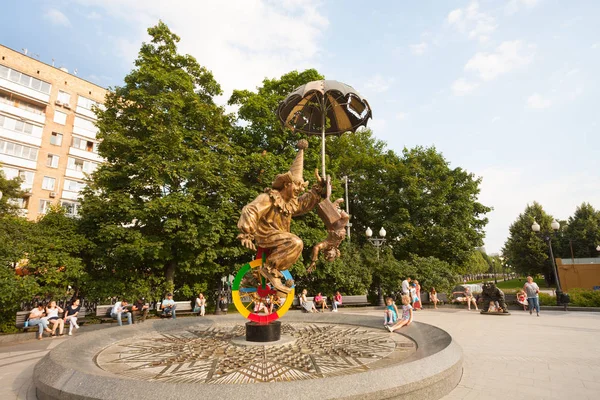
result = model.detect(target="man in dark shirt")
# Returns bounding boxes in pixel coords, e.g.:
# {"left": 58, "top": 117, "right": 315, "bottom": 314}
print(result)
{"left": 64, "top": 299, "right": 81, "bottom": 336}
{"left": 132, "top": 299, "right": 149, "bottom": 323}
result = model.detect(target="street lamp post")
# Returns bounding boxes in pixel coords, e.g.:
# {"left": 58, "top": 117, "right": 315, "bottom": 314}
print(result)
{"left": 366, "top": 226, "right": 387, "bottom": 306}
{"left": 532, "top": 220, "right": 567, "bottom": 308}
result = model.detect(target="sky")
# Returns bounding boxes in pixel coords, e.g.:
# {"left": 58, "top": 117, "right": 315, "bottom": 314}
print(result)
{"left": 1, "top": 0, "right": 599, "bottom": 254}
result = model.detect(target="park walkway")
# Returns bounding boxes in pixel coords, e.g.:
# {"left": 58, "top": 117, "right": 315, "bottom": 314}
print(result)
{"left": 1, "top": 308, "right": 599, "bottom": 399}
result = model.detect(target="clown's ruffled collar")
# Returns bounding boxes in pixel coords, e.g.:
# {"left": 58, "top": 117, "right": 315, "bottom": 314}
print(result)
{"left": 265, "top": 188, "right": 298, "bottom": 215}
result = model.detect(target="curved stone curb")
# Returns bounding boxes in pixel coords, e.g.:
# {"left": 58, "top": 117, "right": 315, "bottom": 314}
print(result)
{"left": 34, "top": 314, "right": 462, "bottom": 400}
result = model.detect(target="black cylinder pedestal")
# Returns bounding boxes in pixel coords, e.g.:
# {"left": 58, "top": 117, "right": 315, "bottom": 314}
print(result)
{"left": 245, "top": 321, "right": 281, "bottom": 342}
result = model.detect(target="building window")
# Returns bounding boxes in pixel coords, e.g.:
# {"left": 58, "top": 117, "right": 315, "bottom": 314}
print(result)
{"left": 14, "top": 120, "right": 34, "bottom": 135}
{"left": 57, "top": 91, "right": 71, "bottom": 105}
{"left": 50, "top": 132, "right": 63, "bottom": 146}
{"left": 46, "top": 154, "right": 59, "bottom": 168}
{"left": 64, "top": 179, "right": 85, "bottom": 192}
{"left": 67, "top": 157, "right": 97, "bottom": 173}
{"left": 0, "top": 139, "right": 38, "bottom": 160}
{"left": 77, "top": 96, "right": 100, "bottom": 110}
{"left": 71, "top": 136, "right": 98, "bottom": 153}
{"left": 0, "top": 114, "right": 36, "bottom": 135}
{"left": 1, "top": 167, "right": 34, "bottom": 185}
{"left": 42, "top": 176, "right": 56, "bottom": 190}
{"left": 61, "top": 201, "right": 79, "bottom": 217}
{"left": 53, "top": 111, "right": 67, "bottom": 125}
{"left": 0, "top": 65, "right": 52, "bottom": 94}
{"left": 39, "top": 199, "right": 52, "bottom": 214}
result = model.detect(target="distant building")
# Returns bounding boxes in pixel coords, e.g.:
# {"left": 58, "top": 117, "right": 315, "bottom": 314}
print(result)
{"left": 0, "top": 44, "right": 106, "bottom": 219}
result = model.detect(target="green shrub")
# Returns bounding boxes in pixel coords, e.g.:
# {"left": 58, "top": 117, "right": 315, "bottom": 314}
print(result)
{"left": 538, "top": 292, "right": 554, "bottom": 306}
{"left": 567, "top": 288, "right": 600, "bottom": 307}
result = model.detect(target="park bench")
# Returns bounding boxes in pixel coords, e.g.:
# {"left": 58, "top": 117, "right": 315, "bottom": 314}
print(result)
{"left": 421, "top": 292, "right": 447, "bottom": 306}
{"left": 15, "top": 307, "right": 89, "bottom": 330}
{"left": 293, "top": 294, "right": 370, "bottom": 310}
{"left": 96, "top": 303, "right": 154, "bottom": 323}
{"left": 156, "top": 300, "right": 194, "bottom": 317}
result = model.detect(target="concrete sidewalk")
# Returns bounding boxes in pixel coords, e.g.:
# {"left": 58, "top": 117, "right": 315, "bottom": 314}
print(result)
{"left": 1, "top": 308, "right": 599, "bottom": 399}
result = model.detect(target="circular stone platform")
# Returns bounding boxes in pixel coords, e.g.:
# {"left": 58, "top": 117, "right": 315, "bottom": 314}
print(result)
{"left": 34, "top": 313, "right": 462, "bottom": 400}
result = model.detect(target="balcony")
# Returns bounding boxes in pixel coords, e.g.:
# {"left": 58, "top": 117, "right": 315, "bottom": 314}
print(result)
{"left": 64, "top": 168, "right": 86, "bottom": 180}
{"left": 68, "top": 147, "right": 103, "bottom": 163}
{"left": 0, "top": 102, "right": 46, "bottom": 124}
{"left": 73, "top": 124, "right": 98, "bottom": 139}
{"left": 61, "top": 190, "right": 80, "bottom": 201}
{"left": 0, "top": 127, "right": 42, "bottom": 147}
{"left": 75, "top": 106, "right": 97, "bottom": 120}
{"left": 0, "top": 153, "right": 37, "bottom": 169}
{"left": 0, "top": 77, "right": 50, "bottom": 104}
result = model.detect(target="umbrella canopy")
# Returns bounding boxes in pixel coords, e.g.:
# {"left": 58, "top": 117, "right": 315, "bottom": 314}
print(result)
{"left": 277, "top": 80, "right": 372, "bottom": 136}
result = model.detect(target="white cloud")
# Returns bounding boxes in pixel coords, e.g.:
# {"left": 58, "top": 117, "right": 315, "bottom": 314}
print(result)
{"left": 74, "top": 1, "right": 329, "bottom": 101}
{"left": 505, "top": 0, "right": 541, "bottom": 15}
{"left": 86, "top": 11, "right": 102, "bottom": 20}
{"left": 491, "top": 116, "right": 500, "bottom": 123}
{"left": 396, "top": 112, "right": 408, "bottom": 121}
{"left": 464, "top": 40, "right": 533, "bottom": 81}
{"left": 591, "top": 43, "right": 599, "bottom": 49}
{"left": 364, "top": 74, "right": 394, "bottom": 94}
{"left": 44, "top": 8, "right": 71, "bottom": 27}
{"left": 451, "top": 78, "right": 479, "bottom": 96}
{"left": 367, "top": 118, "right": 386, "bottom": 133}
{"left": 447, "top": 1, "right": 497, "bottom": 43}
{"left": 410, "top": 42, "right": 428, "bottom": 55}
{"left": 527, "top": 93, "right": 552, "bottom": 109}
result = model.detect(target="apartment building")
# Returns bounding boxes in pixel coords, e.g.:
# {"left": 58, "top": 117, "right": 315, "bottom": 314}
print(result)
{"left": 0, "top": 45, "right": 106, "bottom": 220}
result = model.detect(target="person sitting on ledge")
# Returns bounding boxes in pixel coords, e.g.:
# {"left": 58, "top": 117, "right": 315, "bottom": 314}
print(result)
{"left": 160, "top": 293, "right": 176, "bottom": 319}
{"left": 111, "top": 299, "right": 132, "bottom": 326}
{"left": 386, "top": 295, "right": 413, "bottom": 332}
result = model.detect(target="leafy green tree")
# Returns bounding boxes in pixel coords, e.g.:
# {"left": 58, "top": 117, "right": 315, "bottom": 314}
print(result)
{"left": 503, "top": 202, "right": 556, "bottom": 284}
{"left": 79, "top": 21, "right": 243, "bottom": 294}
{"left": 403, "top": 255, "right": 456, "bottom": 295}
{"left": 459, "top": 250, "right": 490, "bottom": 276}
{"left": 0, "top": 167, "right": 24, "bottom": 216}
{"left": 559, "top": 203, "right": 600, "bottom": 258}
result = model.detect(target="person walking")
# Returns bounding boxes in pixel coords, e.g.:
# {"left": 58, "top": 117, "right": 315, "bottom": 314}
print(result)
{"left": 430, "top": 287, "right": 439, "bottom": 309}
{"left": 63, "top": 299, "right": 81, "bottom": 335}
{"left": 524, "top": 276, "right": 540, "bottom": 316}
{"left": 401, "top": 277, "right": 412, "bottom": 297}
{"left": 413, "top": 281, "right": 422, "bottom": 310}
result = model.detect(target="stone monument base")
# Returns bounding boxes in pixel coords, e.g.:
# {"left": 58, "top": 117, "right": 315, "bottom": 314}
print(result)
{"left": 246, "top": 320, "right": 281, "bottom": 342}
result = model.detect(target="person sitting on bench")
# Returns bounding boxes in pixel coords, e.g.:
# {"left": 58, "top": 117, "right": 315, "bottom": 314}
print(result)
{"left": 160, "top": 293, "right": 176, "bottom": 319}
{"left": 111, "top": 299, "right": 132, "bottom": 326}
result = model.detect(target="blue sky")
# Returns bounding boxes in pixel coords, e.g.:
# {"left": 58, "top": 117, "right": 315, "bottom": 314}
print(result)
{"left": 2, "top": 0, "right": 599, "bottom": 253}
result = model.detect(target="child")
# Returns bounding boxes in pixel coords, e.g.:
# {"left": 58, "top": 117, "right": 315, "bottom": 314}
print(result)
{"left": 386, "top": 295, "right": 413, "bottom": 332}
{"left": 384, "top": 297, "right": 399, "bottom": 325}
{"left": 430, "top": 287, "right": 439, "bottom": 310}
{"left": 517, "top": 289, "right": 528, "bottom": 311}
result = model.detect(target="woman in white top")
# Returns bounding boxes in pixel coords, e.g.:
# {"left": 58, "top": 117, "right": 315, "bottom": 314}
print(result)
{"left": 194, "top": 293, "right": 206, "bottom": 316}
{"left": 300, "top": 289, "right": 317, "bottom": 313}
{"left": 523, "top": 276, "right": 540, "bottom": 316}
{"left": 46, "top": 301, "right": 65, "bottom": 336}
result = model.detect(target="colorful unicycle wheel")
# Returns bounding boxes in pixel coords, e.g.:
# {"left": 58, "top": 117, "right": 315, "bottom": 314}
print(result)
{"left": 232, "top": 259, "right": 295, "bottom": 323}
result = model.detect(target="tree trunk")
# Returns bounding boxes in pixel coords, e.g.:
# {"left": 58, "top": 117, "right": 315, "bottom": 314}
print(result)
{"left": 165, "top": 261, "right": 176, "bottom": 292}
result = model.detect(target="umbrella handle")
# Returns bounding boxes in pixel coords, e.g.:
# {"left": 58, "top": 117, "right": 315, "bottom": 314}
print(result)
{"left": 321, "top": 94, "right": 326, "bottom": 180}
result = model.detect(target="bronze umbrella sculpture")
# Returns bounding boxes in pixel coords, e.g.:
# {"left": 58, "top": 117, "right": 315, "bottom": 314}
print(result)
{"left": 276, "top": 80, "right": 372, "bottom": 179}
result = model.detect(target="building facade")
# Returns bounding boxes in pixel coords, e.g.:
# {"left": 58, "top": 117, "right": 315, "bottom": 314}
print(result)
{"left": 0, "top": 45, "right": 106, "bottom": 220}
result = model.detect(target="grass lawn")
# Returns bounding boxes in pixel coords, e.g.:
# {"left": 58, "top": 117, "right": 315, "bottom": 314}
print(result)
{"left": 465, "top": 277, "right": 554, "bottom": 290}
